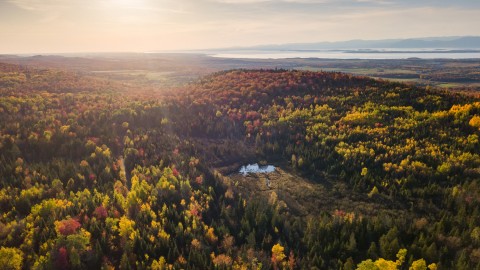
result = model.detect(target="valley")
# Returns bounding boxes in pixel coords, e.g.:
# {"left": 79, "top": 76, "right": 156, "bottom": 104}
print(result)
{"left": 0, "top": 56, "right": 479, "bottom": 269}
{"left": 1, "top": 0, "right": 478, "bottom": 268}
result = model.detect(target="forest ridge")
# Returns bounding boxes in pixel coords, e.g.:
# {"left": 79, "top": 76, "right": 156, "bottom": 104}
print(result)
{"left": 0, "top": 63, "right": 480, "bottom": 269}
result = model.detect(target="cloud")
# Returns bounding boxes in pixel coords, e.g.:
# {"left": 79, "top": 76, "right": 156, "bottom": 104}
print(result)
{"left": 1, "top": 0, "right": 479, "bottom": 53}
{"left": 204, "top": 0, "right": 478, "bottom": 8}
{"left": 7, "top": 0, "right": 70, "bottom": 11}
{"left": 208, "top": 0, "right": 340, "bottom": 4}
{"left": 209, "top": 0, "right": 271, "bottom": 3}
{"left": 208, "top": 0, "right": 391, "bottom": 4}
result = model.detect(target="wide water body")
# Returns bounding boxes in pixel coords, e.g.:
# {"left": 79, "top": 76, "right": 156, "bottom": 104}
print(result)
{"left": 212, "top": 49, "right": 480, "bottom": 59}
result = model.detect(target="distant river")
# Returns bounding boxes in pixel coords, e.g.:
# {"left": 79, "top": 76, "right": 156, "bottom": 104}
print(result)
{"left": 211, "top": 49, "right": 480, "bottom": 59}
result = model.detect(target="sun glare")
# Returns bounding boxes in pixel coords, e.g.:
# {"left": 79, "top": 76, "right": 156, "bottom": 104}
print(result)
{"left": 98, "top": 0, "right": 153, "bottom": 24}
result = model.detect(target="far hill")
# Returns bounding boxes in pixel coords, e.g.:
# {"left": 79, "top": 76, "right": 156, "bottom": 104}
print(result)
{"left": 209, "top": 36, "right": 480, "bottom": 51}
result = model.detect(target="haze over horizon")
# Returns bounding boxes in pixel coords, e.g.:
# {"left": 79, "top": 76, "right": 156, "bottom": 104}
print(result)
{"left": 1, "top": 0, "right": 480, "bottom": 54}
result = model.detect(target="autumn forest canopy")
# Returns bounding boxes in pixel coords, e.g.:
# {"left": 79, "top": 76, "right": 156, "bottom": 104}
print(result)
{"left": 1, "top": 60, "right": 480, "bottom": 269}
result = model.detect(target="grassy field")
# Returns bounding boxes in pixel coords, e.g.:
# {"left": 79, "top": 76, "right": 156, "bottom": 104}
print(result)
{"left": 228, "top": 166, "right": 405, "bottom": 218}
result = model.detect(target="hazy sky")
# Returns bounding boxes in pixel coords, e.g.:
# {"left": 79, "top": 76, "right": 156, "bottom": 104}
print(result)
{"left": 0, "top": 0, "right": 479, "bottom": 53}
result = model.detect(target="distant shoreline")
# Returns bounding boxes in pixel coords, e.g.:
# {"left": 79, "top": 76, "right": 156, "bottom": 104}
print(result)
{"left": 209, "top": 49, "right": 480, "bottom": 60}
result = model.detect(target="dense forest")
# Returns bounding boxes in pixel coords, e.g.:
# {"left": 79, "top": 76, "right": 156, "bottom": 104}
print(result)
{"left": 1, "top": 62, "right": 480, "bottom": 269}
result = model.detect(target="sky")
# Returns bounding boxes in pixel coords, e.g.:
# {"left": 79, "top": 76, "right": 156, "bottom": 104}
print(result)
{"left": 0, "top": 0, "right": 479, "bottom": 53}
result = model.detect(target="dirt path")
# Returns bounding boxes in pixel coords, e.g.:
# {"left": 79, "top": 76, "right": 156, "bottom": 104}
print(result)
{"left": 118, "top": 156, "right": 130, "bottom": 188}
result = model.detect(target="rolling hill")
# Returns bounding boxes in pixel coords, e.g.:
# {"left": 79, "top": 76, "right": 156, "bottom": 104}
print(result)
{"left": 0, "top": 65, "right": 479, "bottom": 269}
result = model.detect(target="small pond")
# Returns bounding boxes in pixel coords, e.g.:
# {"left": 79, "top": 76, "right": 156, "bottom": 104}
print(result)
{"left": 239, "top": 163, "right": 276, "bottom": 176}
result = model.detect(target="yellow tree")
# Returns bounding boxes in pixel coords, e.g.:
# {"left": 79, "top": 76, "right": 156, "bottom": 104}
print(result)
{"left": 469, "top": 115, "right": 480, "bottom": 129}
{"left": 0, "top": 247, "right": 23, "bottom": 270}
{"left": 409, "top": 259, "right": 426, "bottom": 270}
{"left": 272, "top": 243, "right": 286, "bottom": 270}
